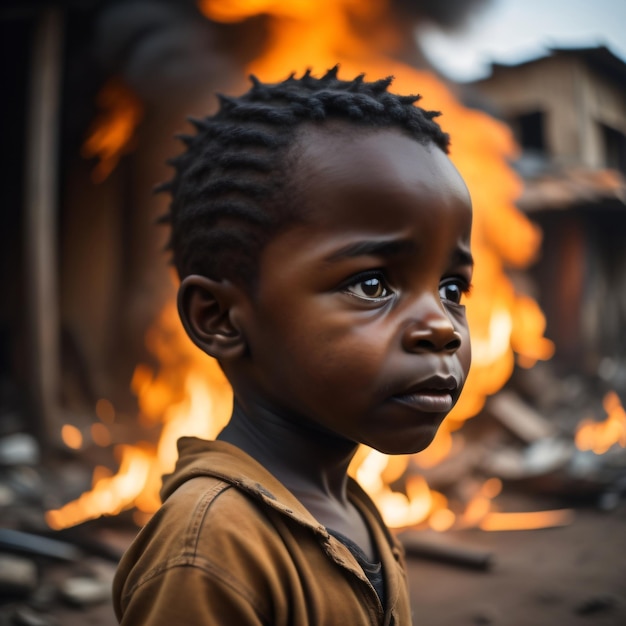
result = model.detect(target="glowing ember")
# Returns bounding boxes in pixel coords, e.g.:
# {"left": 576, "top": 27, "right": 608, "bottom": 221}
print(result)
{"left": 61, "top": 424, "right": 83, "bottom": 450}
{"left": 429, "top": 508, "right": 455, "bottom": 533}
{"left": 575, "top": 391, "right": 626, "bottom": 454}
{"left": 90, "top": 422, "right": 112, "bottom": 447}
{"left": 480, "top": 509, "right": 574, "bottom": 531}
{"left": 95, "top": 398, "right": 116, "bottom": 423}
{"left": 49, "top": 0, "right": 555, "bottom": 530}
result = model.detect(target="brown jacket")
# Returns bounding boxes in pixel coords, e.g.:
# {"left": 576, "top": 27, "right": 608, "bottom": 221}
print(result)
{"left": 113, "top": 438, "right": 413, "bottom": 625}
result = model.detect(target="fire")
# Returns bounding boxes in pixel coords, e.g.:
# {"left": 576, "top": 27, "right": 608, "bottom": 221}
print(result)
{"left": 480, "top": 509, "right": 574, "bottom": 531}
{"left": 575, "top": 391, "right": 626, "bottom": 454}
{"left": 356, "top": 457, "right": 574, "bottom": 532}
{"left": 81, "top": 77, "right": 143, "bottom": 183}
{"left": 49, "top": 0, "right": 556, "bottom": 530}
{"left": 47, "top": 444, "right": 153, "bottom": 530}
{"left": 46, "top": 301, "right": 233, "bottom": 529}
{"left": 459, "top": 478, "right": 574, "bottom": 532}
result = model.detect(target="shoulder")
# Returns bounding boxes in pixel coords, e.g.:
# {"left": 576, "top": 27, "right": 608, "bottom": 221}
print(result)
{"left": 121, "top": 473, "right": 289, "bottom": 571}
{"left": 167, "top": 474, "right": 294, "bottom": 560}
{"left": 114, "top": 475, "right": 294, "bottom": 621}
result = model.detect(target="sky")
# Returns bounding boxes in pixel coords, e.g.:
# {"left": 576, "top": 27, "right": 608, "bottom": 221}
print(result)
{"left": 417, "top": 0, "right": 626, "bottom": 82}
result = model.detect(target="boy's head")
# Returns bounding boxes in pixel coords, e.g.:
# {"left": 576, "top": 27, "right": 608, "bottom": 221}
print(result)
{"left": 168, "top": 68, "right": 473, "bottom": 455}
{"left": 160, "top": 66, "right": 449, "bottom": 290}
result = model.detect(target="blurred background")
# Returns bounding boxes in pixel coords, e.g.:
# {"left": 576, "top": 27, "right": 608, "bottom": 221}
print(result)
{"left": 1, "top": 1, "right": 625, "bottom": 624}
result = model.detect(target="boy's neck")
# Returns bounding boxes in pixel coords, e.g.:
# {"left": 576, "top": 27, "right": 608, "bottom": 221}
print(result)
{"left": 218, "top": 399, "right": 377, "bottom": 561}
{"left": 218, "top": 399, "right": 359, "bottom": 505}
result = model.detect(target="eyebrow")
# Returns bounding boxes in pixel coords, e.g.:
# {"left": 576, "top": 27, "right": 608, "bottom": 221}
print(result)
{"left": 453, "top": 247, "right": 474, "bottom": 268}
{"left": 327, "top": 238, "right": 475, "bottom": 269}
{"left": 326, "top": 238, "right": 416, "bottom": 261}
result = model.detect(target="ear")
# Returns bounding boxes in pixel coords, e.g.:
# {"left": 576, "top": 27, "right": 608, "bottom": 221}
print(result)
{"left": 177, "top": 275, "right": 247, "bottom": 361}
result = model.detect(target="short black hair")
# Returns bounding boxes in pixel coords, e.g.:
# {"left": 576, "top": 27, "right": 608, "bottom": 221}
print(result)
{"left": 159, "top": 66, "right": 450, "bottom": 288}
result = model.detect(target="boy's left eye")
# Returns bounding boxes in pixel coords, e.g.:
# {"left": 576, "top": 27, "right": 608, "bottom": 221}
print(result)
{"left": 439, "top": 279, "right": 469, "bottom": 305}
{"left": 344, "top": 273, "right": 393, "bottom": 300}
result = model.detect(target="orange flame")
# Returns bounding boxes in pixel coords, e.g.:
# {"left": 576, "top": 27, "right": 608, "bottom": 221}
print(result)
{"left": 455, "top": 478, "right": 573, "bottom": 532}
{"left": 479, "top": 509, "right": 574, "bottom": 531}
{"left": 47, "top": 444, "right": 153, "bottom": 529}
{"left": 46, "top": 301, "right": 233, "bottom": 529}
{"left": 48, "top": 0, "right": 555, "bottom": 530}
{"left": 81, "top": 77, "right": 144, "bottom": 183}
{"left": 575, "top": 391, "right": 626, "bottom": 454}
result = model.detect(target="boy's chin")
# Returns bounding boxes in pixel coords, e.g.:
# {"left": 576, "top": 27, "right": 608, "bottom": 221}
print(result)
{"left": 370, "top": 431, "right": 440, "bottom": 456}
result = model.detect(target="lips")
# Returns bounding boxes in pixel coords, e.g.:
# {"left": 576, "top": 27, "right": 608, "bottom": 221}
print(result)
{"left": 391, "top": 375, "right": 459, "bottom": 413}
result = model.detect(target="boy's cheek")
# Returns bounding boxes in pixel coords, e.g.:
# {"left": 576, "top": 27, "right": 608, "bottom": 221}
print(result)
{"left": 458, "top": 334, "right": 472, "bottom": 378}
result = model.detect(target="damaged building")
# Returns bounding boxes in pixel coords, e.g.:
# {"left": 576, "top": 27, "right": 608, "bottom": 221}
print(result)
{"left": 467, "top": 46, "right": 626, "bottom": 389}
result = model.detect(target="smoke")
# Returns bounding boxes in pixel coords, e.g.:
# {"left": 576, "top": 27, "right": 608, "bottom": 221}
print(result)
{"left": 91, "top": 0, "right": 494, "bottom": 105}
{"left": 391, "top": 0, "right": 493, "bottom": 29}
{"left": 92, "top": 0, "right": 244, "bottom": 104}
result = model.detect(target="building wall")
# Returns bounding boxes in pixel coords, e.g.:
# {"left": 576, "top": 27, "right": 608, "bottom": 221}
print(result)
{"left": 471, "top": 52, "right": 626, "bottom": 170}
{"left": 580, "top": 62, "right": 626, "bottom": 169}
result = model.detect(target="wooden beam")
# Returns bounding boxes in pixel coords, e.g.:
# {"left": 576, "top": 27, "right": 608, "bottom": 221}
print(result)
{"left": 24, "top": 7, "right": 63, "bottom": 448}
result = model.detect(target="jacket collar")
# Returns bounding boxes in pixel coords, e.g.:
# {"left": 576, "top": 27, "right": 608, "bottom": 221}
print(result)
{"left": 161, "top": 437, "right": 331, "bottom": 538}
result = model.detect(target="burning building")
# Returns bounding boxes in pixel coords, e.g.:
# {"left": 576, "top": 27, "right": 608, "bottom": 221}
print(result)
{"left": 1, "top": 0, "right": 549, "bottom": 526}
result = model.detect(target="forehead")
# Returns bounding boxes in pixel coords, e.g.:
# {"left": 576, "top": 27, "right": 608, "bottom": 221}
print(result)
{"left": 286, "top": 125, "right": 471, "bottom": 240}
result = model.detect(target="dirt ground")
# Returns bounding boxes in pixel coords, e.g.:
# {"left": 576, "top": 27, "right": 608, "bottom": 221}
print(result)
{"left": 43, "top": 497, "right": 626, "bottom": 626}
{"left": 405, "top": 500, "right": 626, "bottom": 626}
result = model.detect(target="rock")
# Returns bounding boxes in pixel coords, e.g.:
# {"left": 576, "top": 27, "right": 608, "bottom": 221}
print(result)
{"left": 58, "top": 575, "right": 111, "bottom": 607}
{"left": 0, "top": 434, "right": 40, "bottom": 466}
{"left": 0, "top": 554, "right": 38, "bottom": 597}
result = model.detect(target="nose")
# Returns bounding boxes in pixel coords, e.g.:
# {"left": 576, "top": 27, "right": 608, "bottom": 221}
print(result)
{"left": 401, "top": 309, "right": 462, "bottom": 354}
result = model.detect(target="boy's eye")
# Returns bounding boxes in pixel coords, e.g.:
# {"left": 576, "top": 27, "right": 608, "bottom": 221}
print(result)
{"left": 439, "top": 279, "right": 470, "bottom": 305}
{"left": 344, "top": 273, "right": 392, "bottom": 300}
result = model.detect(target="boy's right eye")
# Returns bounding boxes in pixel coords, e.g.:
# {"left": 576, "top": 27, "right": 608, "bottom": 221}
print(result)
{"left": 343, "top": 272, "right": 393, "bottom": 301}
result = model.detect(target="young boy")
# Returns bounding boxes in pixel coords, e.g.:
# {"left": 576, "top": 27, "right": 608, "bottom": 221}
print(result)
{"left": 113, "top": 67, "right": 473, "bottom": 625}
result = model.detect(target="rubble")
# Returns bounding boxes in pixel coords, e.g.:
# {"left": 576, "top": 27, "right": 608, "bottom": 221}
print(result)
{"left": 484, "top": 391, "right": 555, "bottom": 443}
{"left": 0, "top": 434, "right": 122, "bottom": 624}
{"left": 0, "top": 356, "right": 624, "bottom": 624}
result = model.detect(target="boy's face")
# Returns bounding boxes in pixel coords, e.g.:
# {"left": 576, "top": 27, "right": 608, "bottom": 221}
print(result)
{"left": 234, "top": 126, "right": 473, "bottom": 455}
